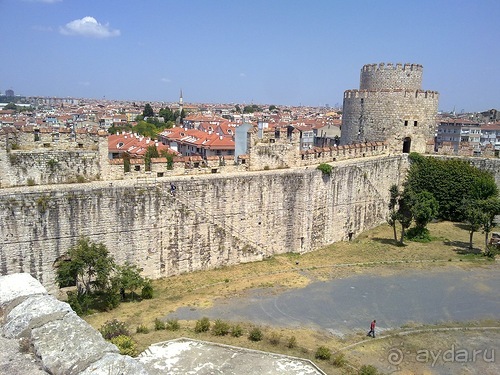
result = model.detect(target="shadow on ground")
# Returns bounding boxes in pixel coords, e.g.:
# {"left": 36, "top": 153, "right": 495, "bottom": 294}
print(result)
{"left": 370, "top": 237, "right": 406, "bottom": 247}
{"left": 444, "top": 239, "right": 483, "bottom": 255}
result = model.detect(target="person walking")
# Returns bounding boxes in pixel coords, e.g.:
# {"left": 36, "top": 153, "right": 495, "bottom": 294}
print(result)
{"left": 367, "top": 319, "right": 376, "bottom": 338}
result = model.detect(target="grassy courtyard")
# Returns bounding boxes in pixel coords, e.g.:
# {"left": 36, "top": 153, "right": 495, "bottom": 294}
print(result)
{"left": 84, "top": 221, "right": 499, "bottom": 374}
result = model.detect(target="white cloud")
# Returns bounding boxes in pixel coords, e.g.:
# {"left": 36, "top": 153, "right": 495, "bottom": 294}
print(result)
{"left": 160, "top": 78, "right": 171, "bottom": 83}
{"left": 78, "top": 81, "right": 90, "bottom": 86}
{"left": 240, "top": 73, "right": 246, "bottom": 77}
{"left": 60, "top": 16, "right": 120, "bottom": 38}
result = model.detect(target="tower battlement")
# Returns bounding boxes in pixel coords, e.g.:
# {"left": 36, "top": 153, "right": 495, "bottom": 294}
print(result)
{"left": 360, "top": 62, "right": 423, "bottom": 91}
{"left": 344, "top": 89, "right": 438, "bottom": 100}
{"left": 361, "top": 63, "right": 423, "bottom": 73}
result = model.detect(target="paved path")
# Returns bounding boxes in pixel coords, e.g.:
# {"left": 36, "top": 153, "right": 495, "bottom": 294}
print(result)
{"left": 169, "top": 265, "right": 500, "bottom": 336}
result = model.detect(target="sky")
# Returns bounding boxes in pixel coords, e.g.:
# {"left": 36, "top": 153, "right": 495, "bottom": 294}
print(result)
{"left": 0, "top": 0, "right": 499, "bottom": 112}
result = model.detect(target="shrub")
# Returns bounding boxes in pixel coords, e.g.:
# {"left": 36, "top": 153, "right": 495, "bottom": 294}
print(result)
{"left": 269, "top": 332, "right": 281, "bottom": 346}
{"left": 248, "top": 327, "right": 263, "bottom": 342}
{"left": 212, "top": 319, "right": 230, "bottom": 336}
{"left": 27, "top": 178, "right": 35, "bottom": 186}
{"left": 66, "top": 290, "right": 91, "bottom": 316}
{"left": 166, "top": 318, "right": 180, "bottom": 331}
{"left": 47, "top": 159, "right": 58, "bottom": 171}
{"left": 99, "top": 319, "right": 130, "bottom": 340}
{"left": 194, "top": 317, "right": 210, "bottom": 333}
{"left": 154, "top": 318, "right": 166, "bottom": 331}
{"left": 358, "top": 364, "right": 379, "bottom": 375}
{"left": 317, "top": 163, "right": 333, "bottom": 176}
{"left": 110, "top": 335, "right": 137, "bottom": 356}
{"left": 286, "top": 335, "right": 297, "bottom": 349}
{"left": 141, "top": 281, "right": 154, "bottom": 299}
{"left": 230, "top": 324, "right": 243, "bottom": 337}
{"left": 76, "top": 175, "right": 86, "bottom": 183}
{"left": 332, "top": 352, "right": 347, "bottom": 367}
{"left": 405, "top": 227, "right": 432, "bottom": 242}
{"left": 485, "top": 244, "right": 499, "bottom": 259}
{"left": 315, "top": 346, "right": 331, "bottom": 360}
{"left": 136, "top": 324, "right": 150, "bottom": 334}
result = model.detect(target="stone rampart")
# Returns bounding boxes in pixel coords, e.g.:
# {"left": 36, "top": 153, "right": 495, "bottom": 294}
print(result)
{"left": 342, "top": 90, "right": 438, "bottom": 153}
{"left": 0, "top": 273, "right": 148, "bottom": 375}
{"left": 0, "top": 155, "right": 407, "bottom": 293}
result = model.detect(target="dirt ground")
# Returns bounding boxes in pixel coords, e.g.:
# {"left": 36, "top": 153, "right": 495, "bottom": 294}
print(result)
{"left": 84, "top": 221, "right": 499, "bottom": 374}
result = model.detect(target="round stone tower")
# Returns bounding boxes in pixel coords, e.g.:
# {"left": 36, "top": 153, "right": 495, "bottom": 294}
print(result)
{"left": 340, "top": 63, "right": 439, "bottom": 153}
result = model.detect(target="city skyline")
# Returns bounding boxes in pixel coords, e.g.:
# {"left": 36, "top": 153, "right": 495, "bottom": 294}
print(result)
{"left": 1, "top": 0, "right": 499, "bottom": 112}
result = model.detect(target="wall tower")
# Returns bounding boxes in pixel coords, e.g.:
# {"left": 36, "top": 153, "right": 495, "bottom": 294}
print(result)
{"left": 340, "top": 63, "right": 439, "bottom": 153}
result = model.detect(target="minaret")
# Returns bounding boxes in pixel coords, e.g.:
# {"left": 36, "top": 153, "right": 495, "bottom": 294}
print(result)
{"left": 179, "top": 89, "right": 183, "bottom": 113}
{"left": 177, "top": 89, "right": 184, "bottom": 125}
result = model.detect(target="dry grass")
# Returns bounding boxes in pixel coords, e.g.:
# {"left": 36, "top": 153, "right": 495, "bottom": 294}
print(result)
{"left": 83, "top": 221, "right": 498, "bottom": 374}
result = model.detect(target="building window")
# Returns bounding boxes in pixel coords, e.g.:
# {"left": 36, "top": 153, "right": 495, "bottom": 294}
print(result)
{"left": 404, "top": 120, "right": 408, "bottom": 127}
{"left": 134, "top": 165, "right": 141, "bottom": 171}
{"left": 414, "top": 121, "right": 418, "bottom": 127}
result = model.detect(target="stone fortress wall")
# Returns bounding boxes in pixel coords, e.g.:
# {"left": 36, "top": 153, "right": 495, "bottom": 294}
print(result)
{"left": 0, "top": 128, "right": 107, "bottom": 188}
{"left": 0, "top": 156, "right": 407, "bottom": 293}
{"left": 1, "top": 125, "right": 390, "bottom": 188}
{"left": 341, "top": 63, "right": 439, "bottom": 154}
{"left": 1, "top": 61, "right": 499, "bottom": 295}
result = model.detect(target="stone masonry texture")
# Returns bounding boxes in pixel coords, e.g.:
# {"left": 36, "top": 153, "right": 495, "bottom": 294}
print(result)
{"left": 341, "top": 63, "right": 439, "bottom": 154}
{"left": 0, "top": 155, "right": 408, "bottom": 293}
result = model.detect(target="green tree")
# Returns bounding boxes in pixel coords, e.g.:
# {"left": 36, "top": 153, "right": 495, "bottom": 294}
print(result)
{"left": 411, "top": 191, "right": 439, "bottom": 231}
{"left": 134, "top": 121, "right": 160, "bottom": 138}
{"left": 4, "top": 102, "right": 17, "bottom": 110}
{"left": 397, "top": 187, "right": 414, "bottom": 244}
{"left": 160, "top": 149, "right": 175, "bottom": 170}
{"left": 113, "top": 263, "right": 147, "bottom": 300}
{"left": 406, "top": 153, "right": 498, "bottom": 221}
{"left": 108, "top": 124, "right": 133, "bottom": 134}
{"left": 478, "top": 197, "right": 500, "bottom": 249}
{"left": 143, "top": 103, "right": 154, "bottom": 118}
{"left": 387, "top": 184, "right": 400, "bottom": 241}
{"left": 462, "top": 200, "right": 487, "bottom": 250}
{"left": 159, "top": 107, "right": 176, "bottom": 122}
{"left": 56, "top": 237, "right": 115, "bottom": 294}
{"left": 144, "top": 144, "right": 159, "bottom": 171}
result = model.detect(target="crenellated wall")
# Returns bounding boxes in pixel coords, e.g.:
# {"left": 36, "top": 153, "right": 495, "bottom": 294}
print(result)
{"left": 0, "top": 155, "right": 407, "bottom": 293}
{"left": 360, "top": 63, "right": 423, "bottom": 91}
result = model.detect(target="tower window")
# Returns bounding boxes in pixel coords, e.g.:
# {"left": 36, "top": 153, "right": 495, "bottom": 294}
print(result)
{"left": 404, "top": 120, "right": 408, "bottom": 127}
{"left": 414, "top": 121, "right": 418, "bottom": 127}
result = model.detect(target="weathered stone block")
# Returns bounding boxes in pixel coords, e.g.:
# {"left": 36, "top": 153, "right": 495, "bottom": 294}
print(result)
{"left": 79, "top": 352, "right": 149, "bottom": 375}
{"left": 0, "top": 273, "right": 47, "bottom": 312}
{"left": 3, "top": 294, "right": 72, "bottom": 339}
{"left": 31, "top": 312, "right": 119, "bottom": 375}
